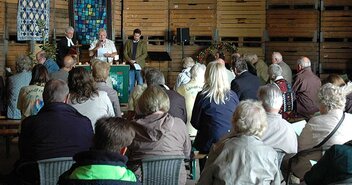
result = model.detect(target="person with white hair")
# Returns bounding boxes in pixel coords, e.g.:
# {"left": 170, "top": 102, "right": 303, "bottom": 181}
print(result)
{"left": 89, "top": 28, "right": 117, "bottom": 63}
{"left": 258, "top": 84, "right": 298, "bottom": 154}
{"left": 57, "top": 26, "right": 77, "bottom": 67}
{"left": 272, "top": 52, "right": 292, "bottom": 84}
{"left": 197, "top": 100, "right": 281, "bottom": 185}
{"left": 268, "top": 63, "right": 294, "bottom": 120}
{"left": 176, "top": 63, "right": 206, "bottom": 137}
{"left": 293, "top": 56, "right": 321, "bottom": 119}
{"left": 245, "top": 53, "right": 268, "bottom": 85}
{"left": 174, "top": 57, "right": 195, "bottom": 89}
{"left": 293, "top": 83, "right": 352, "bottom": 179}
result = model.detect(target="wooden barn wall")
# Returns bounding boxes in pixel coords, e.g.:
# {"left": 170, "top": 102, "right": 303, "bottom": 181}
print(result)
{"left": 1, "top": 0, "right": 352, "bottom": 82}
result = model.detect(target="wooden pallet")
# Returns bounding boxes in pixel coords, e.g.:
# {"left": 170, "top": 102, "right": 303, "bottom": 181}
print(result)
{"left": 170, "top": 45, "right": 206, "bottom": 71}
{"left": 237, "top": 46, "right": 265, "bottom": 60}
{"left": 0, "top": 0, "right": 4, "bottom": 36}
{"left": 50, "top": 8, "right": 69, "bottom": 37}
{"left": 124, "top": 0, "right": 168, "bottom": 10}
{"left": 267, "top": 0, "right": 318, "bottom": 9}
{"left": 114, "top": 0, "right": 122, "bottom": 37}
{"left": 170, "top": 0, "right": 216, "bottom": 10}
{"left": 322, "top": 0, "right": 352, "bottom": 10}
{"left": 0, "top": 42, "right": 5, "bottom": 77}
{"left": 219, "top": 37, "right": 264, "bottom": 47}
{"left": 123, "top": 10, "right": 168, "bottom": 36}
{"left": 265, "top": 42, "right": 319, "bottom": 71}
{"left": 5, "top": 2, "right": 17, "bottom": 35}
{"left": 320, "top": 42, "right": 352, "bottom": 73}
{"left": 6, "top": 43, "right": 30, "bottom": 72}
{"left": 217, "top": 0, "right": 265, "bottom": 37}
{"left": 266, "top": 9, "right": 319, "bottom": 40}
{"left": 170, "top": 9, "right": 215, "bottom": 36}
{"left": 321, "top": 10, "right": 352, "bottom": 41}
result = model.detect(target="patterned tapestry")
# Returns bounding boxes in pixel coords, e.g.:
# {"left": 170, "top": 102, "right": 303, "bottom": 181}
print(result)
{"left": 73, "top": 0, "right": 108, "bottom": 45}
{"left": 17, "top": 0, "right": 50, "bottom": 41}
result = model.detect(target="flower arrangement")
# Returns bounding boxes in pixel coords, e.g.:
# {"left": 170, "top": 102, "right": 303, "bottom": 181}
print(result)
{"left": 196, "top": 42, "right": 237, "bottom": 63}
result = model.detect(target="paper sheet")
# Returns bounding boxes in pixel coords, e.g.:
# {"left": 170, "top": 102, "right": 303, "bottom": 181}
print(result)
{"left": 134, "top": 63, "right": 142, "bottom": 70}
{"left": 310, "top": 160, "right": 317, "bottom": 166}
{"left": 290, "top": 120, "right": 307, "bottom": 136}
{"left": 97, "top": 48, "right": 108, "bottom": 58}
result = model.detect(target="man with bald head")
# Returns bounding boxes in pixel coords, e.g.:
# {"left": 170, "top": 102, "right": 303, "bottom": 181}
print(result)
{"left": 50, "top": 55, "right": 75, "bottom": 83}
{"left": 272, "top": 52, "right": 292, "bottom": 84}
{"left": 293, "top": 56, "right": 321, "bottom": 119}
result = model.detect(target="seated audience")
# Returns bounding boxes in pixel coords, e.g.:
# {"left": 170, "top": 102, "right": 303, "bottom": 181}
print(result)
{"left": 36, "top": 50, "right": 60, "bottom": 73}
{"left": 7, "top": 55, "right": 32, "bottom": 119}
{"left": 244, "top": 53, "right": 269, "bottom": 85}
{"left": 304, "top": 140, "right": 352, "bottom": 185}
{"left": 127, "top": 85, "right": 191, "bottom": 185}
{"left": 176, "top": 63, "right": 206, "bottom": 137}
{"left": 146, "top": 69, "right": 187, "bottom": 123}
{"left": 192, "top": 62, "right": 239, "bottom": 171}
{"left": 299, "top": 83, "right": 352, "bottom": 151}
{"left": 50, "top": 55, "right": 75, "bottom": 83}
{"left": 16, "top": 79, "right": 94, "bottom": 183}
{"left": 268, "top": 64, "right": 294, "bottom": 120}
{"left": 67, "top": 67, "right": 115, "bottom": 130}
{"left": 258, "top": 84, "right": 298, "bottom": 154}
{"left": 92, "top": 61, "right": 122, "bottom": 117}
{"left": 174, "top": 57, "right": 195, "bottom": 90}
{"left": 231, "top": 57, "right": 261, "bottom": 100}
{"left": 58, "top": 117, "right": 140, "bottom": 184}
{"left": 17, "top": 64, "right": 49, "bottom": 118}
{"left": 197, "top": 100, "right": 280, "bottom": 185}
{"left": 293, "top": 57, "right": 321, "bottom": 120}
{"left": 272, "top": 52, "right": 292, "bottom": 84}
{"left": 293, "top": 83, "right": 352, "bottom": 179}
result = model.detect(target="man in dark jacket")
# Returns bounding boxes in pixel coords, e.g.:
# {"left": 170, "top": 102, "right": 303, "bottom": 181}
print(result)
{"left": 56, "top": 26, "right": 77, "bottom": 67}
{"left": 59, "top": 117, "right": 140, "bottom": 185}
{"left": 231, "top": 57, "right": 261, "bottom": 101}
{"left": 15, "top": 79, "right": 94, "bottom": 183}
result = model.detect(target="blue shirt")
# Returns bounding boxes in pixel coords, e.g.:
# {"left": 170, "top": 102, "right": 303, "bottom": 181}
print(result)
{"left": 191, "top": 90, "right": 239, "bottom": 153}
{"left": 7, "top": 71, "right": 32, "bottom": 119}
{"left": 43, "top": 58, "right": 60, "bottom": 73}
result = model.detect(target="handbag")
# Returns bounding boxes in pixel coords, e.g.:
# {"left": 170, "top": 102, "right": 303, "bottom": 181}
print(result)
{"left": 288, "top": 113, "right": 346, "bottom": 180}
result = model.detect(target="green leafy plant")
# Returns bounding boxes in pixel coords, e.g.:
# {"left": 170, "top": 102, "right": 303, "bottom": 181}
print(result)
{"left": 37, "top": 19, "right": 57, "bottom": 60}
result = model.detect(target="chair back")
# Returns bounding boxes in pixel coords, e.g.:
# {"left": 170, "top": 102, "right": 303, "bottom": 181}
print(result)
{"left": 37, "top": 157, "right": 74, "bottom": 185}
{"left": 141, "top": 155, "right": 184, "bottom": 185}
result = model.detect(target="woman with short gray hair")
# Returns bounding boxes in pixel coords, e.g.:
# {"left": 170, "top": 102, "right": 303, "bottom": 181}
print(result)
{"left": 198, "top": 100, "right": 280, "bottom": 185}
{"left": 299, "top": 83, "right": 352, "bottom": 151}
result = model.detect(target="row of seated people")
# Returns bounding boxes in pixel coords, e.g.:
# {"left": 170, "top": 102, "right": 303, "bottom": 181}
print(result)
{"left": 2, "top": 48, "right": 352, "bottom": 184}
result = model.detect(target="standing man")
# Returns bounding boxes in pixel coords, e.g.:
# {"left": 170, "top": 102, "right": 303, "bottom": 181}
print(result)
{"left": 56, "top": 26, "right": 77, "bottom": 67}
{"left": 124, "top": 28, "right": 147, "bottom": 93}
{"left": 272, "top": 52, "right": 292, "bottom": 84}
{"left": 293, "top": 56, "right": 321, "bottom": 120}
{"left": 89, "top": 28, "right": 117, "bottom": 63}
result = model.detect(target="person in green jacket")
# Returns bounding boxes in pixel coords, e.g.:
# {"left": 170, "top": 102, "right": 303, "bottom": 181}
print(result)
{"left": 58, "top": 117, "right": 140, "bottom": 185}
{"left": 123, "top": 28, "right": 148, "bottom": 94}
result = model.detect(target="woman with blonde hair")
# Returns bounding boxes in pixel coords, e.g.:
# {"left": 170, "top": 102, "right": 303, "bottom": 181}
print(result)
{"left": 191, "top": 61, "right": 239, "bottom": 171}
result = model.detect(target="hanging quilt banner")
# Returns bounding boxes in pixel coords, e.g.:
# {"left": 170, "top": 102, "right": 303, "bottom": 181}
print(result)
{"left": 17, "top": 0, "right": 50, "bottom": 41}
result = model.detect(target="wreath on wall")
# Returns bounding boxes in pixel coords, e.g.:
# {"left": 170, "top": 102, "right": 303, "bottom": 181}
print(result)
{"left": 196, "top": 42, "right": 237, "bottom": 63}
